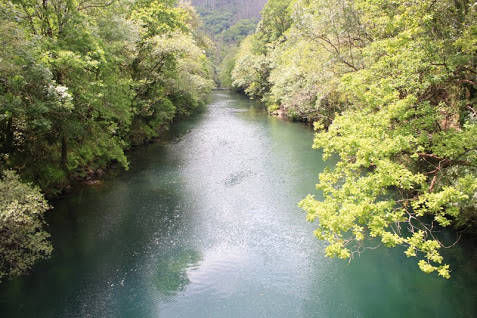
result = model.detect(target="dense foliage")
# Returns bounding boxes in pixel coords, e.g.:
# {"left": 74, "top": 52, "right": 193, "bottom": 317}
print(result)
{"left": 0, "top": 0, "right": 213, "bottom": 280}
{"left": 0, "top": 0, "right": 213, "bottom": 193}
{"left": 190, "top": 0, "right": 266, "bottom": 86}
{"left": 232, "top": 0, "right": 477, "bottom": 278}
{"left": 0, "top": 170, "right": 51, "bottom": 282}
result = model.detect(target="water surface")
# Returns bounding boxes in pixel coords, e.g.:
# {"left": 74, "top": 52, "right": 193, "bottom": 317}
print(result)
{"left": 0, "top": 91, "right": 476, "bottom": 317}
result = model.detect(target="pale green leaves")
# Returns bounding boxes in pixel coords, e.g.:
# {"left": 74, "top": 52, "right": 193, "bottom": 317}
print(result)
{"left": 0, "top": 171, "right": 52, "bottom": 282}
{"left": 228, "top": 0, "right": 474, "bottom": 279}
{"left": 325, "top": 242, "right": 351, "bottom": 259}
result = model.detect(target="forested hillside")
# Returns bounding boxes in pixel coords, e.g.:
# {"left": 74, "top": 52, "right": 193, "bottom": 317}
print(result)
{"left": 191, "top": 0, "right": 266, "bottom": 21}
{"left": 229, "top": 0, "right": 477, "bottom": 278}
{"left": 0, "top": 0, "right": 213, "bottom": 281}
{"left": 190, "top": 0, "right": 267, "bottom": 86}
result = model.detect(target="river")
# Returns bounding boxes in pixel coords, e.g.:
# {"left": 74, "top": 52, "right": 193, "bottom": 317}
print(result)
{"left": 0, "top": 90, "right": 476, "bottom": 317}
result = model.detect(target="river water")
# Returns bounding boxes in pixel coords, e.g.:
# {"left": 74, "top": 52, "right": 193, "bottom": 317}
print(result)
{"left": 0, "top": 91, "right": 476, "bottom": 317}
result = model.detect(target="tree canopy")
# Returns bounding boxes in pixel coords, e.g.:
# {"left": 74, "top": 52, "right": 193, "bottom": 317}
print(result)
{"left": 0, "top": 0, "right": 214, "bottom": 193}
{"left": 0, "top": 0, "right": 214, "bottom": 280}
{"left": 231, "top": 0, "right": 477, "bottom": 278}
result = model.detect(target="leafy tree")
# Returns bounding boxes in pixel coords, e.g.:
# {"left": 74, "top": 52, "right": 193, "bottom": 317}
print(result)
{"left": 0, "top": 170, "right": 52, "bottom": 282}
{"left": 218, "top": 46, "right": 239, "bottom": 87}
{"left": 234, "top": 0, "right": 477, "bottom": 277}
{"left": 231, "top": 35, "right": 271, "bottom": 98}
{"left": 189, "top": 0, "right": 267, "bottom": 87}
{"left": 300, "top": 0, "right": 476, "bottom": 278}
{"left": 0, "top": 0, "right": 214, "bottom": 279}
{"left": 256, "top": 0, "right": 292, "bottom": 43}
{"left": 1, "top": 0, "right": 214, "bottom": 191}
{"left": 221, "top": 18, "right": 257, "bottom": 43}
{"left": 1, "top": 0, "right": 134, "bottom": 191}
{"left": 129, "top": 1, "right": 214, "bottom": 144}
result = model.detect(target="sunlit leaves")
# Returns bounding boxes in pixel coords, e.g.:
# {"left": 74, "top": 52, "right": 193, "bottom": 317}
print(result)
{"left": 0, "top": 170, "right": 52, "bottom": 282}
{"left": 131, "top": 0, "right": 188, "bottom": 38}
{"left": 298, "top": 0, "right": 476, "bottom": 278}
{"left": 234, "top": 0, "right": 476, "bottom": 278}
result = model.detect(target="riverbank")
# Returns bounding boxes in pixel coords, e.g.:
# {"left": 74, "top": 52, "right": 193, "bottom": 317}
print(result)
{"left": 51, "top": 102, "right": 211, "bottom": 199}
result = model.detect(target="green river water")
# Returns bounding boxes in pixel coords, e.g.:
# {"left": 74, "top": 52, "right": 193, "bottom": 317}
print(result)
{"left": 0, "top": 90, "right": 476, "bottom": 317}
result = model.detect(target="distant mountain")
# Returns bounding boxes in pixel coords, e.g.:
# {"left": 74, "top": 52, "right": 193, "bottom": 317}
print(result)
{"left": 190, "top": 0, "right": 268, "bottom": 84}
{"left": 190, "top": 0, "right": 267, "bottom": 20}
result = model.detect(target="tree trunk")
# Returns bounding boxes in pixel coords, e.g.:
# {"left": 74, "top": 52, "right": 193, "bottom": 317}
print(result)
{"left": 61, "top": 134, "right": 68, "bottom": 170}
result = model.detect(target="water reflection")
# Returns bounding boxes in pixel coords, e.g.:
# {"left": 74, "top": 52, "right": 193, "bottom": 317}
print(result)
{"left": 154, "top": 249, "right": 201, "bottom": 297}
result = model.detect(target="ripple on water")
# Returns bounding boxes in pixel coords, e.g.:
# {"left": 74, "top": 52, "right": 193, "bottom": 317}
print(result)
{"left": 224, "top": 169, "right": 254, "bottom": 186}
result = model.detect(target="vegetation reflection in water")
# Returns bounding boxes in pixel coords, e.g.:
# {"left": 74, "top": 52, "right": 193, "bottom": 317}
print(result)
{"left": 154, "top": 250, "right": 202, "bottom": 297}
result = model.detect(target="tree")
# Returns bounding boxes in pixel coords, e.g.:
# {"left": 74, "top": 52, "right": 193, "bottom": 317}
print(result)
{"left": 231, "top": 35, "right": 271, "bottom": 98}
{"left": 1, "top": 0, "right": 132, "bottom": 191}
{"left": 0, "top": 170, "right": 52, "bottom": 282}
{"left": 299, "top": 0, "right": 476, "bottom": 278}
{"left": 234, "top": 0, "right": 477, "bottom": 277}
{"left": 256, "top": 0, "right": 292, "bottom": 41}
{"left": 0, "top": 0, "right": 214, "bottom": 279}
{"left": 129, "top": 0, "right": 214, "bottom": 144}
{"left": 1, "top": 0, "right": 214, "bottom": 192}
